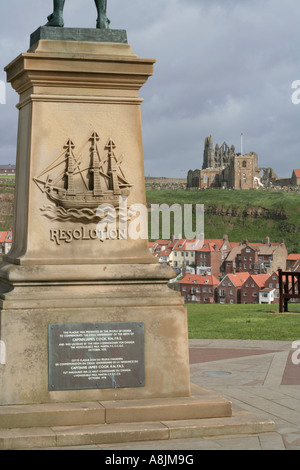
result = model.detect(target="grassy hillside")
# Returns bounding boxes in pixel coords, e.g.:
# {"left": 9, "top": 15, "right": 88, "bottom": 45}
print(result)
{"left": 146, "top": 189, "right": 300, "bottom": 253}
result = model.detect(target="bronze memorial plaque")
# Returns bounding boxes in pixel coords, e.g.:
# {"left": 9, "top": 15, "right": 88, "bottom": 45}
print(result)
{"left": 48, "top": 322, "right": 145, "bottom": 391}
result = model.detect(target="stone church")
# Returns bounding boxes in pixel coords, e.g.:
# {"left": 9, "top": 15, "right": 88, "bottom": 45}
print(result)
{"left": 187, "top": 135, "right": 262, "bottom": 190}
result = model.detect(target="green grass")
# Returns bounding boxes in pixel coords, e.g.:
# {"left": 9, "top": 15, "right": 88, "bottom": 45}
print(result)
{"left": 146, "top": 189, "right": 300, "bottom": 252}
{"left": 187, "top": 303, "right": 300, "bottom": 341}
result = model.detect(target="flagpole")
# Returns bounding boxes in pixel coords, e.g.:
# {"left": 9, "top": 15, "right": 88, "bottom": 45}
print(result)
{"left": 241, "top": 133, "right": 243, "bottom": 156}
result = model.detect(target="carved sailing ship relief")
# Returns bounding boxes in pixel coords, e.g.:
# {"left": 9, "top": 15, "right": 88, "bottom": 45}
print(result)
{"left": 34, "top": 131, "right": 133, "bottom": 222}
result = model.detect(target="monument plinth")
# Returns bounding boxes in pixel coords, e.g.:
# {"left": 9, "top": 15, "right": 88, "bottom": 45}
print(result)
{"left": 0, "top": 36, "right": 192, "bottom": 405}
{"left": 0, "top": 29, "right": 277, "bottom": 451}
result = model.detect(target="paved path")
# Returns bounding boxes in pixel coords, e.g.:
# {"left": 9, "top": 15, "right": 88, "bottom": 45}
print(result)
{"left": 46, "top": 339, "right": 300, "bottom": 451}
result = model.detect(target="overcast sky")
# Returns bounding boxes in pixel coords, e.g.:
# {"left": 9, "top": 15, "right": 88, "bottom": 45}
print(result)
{"left": 0, "top": 0, "right": 299, "bottom": 178}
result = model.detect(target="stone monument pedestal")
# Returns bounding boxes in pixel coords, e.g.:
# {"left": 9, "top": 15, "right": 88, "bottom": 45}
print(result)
{"left": 0, "top": 36, "right": 193, "bottom": 406}
{"left": 0, "top": 31, "right": 275, "bottom": 449}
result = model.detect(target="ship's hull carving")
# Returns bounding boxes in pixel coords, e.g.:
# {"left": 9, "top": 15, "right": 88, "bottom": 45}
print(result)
{"left": 34, "top": 131, "right": 133, "bottom": 219}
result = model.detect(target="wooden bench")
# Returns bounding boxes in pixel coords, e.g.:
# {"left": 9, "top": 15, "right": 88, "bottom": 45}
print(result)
{"left": 279, "top": 269, "right": 300, "bottom": 312}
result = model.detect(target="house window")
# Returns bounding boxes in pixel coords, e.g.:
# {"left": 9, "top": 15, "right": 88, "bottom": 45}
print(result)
{"left": 230, "top": 299, "right": 234, "bottom": 304}
{"left": 219, "top": 289, "right": 225, "bottom": 296}
{"left": 253, "top": 292, "right": 257, "bottom": 297}
{"left": 182, "top": 287, "right": 187, "bottom": 292}
{"left": 244, "top": 292, "right": 248, "bottom": 296}
{"left": 246, "top": 248, "right": 250, "bottom": 253}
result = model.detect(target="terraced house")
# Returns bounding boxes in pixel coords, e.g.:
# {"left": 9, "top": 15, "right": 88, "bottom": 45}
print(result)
{"left": 171, "top": 238, "right": 203, "bottom": 268}
{"left": 241, "top": 274, "right": 271, "bottom": 304}
{"left": 224, "top": 237, "right": 287, "bottom": 275}
{"left": 217, "top": 272, "right": 250, "bottom": 304}
{"left": 179, "top": 274, "right": 219, "bottom": 304}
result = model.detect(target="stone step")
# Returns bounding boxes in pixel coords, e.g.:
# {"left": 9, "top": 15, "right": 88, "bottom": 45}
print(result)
{"left": 0, "top": 410, "right": 275, "bottom": 450}
{"left": 0, "top": 387, "right": 232, "bottom": 429}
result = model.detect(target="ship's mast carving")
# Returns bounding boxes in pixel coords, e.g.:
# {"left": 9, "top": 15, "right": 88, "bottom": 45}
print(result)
{"left": 106, "top": 138, "right": 121, "bottom": 195}
{"left": 89, "top": 131, "right": 103, "bottom": 196}
{"left": 65, "top": 139, "right": 76, "bottom": 195}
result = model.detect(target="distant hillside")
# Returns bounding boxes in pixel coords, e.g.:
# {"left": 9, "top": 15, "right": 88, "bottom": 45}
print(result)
{"left": 145, "top": 177, "right": 186, "bottom": 191}
{"left": 0, "top": 189, "right": 14, "bottom": 231}
{"left": 146, "top": 189, "right": 300, "bottom": 253}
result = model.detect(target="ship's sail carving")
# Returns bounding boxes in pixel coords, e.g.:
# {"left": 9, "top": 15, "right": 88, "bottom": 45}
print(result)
{"left": 34, "top": 132, "right": 133, "bottom": 211}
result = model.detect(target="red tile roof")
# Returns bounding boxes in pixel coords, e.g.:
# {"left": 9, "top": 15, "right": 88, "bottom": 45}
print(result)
{"left": 174, "top": 239, "right": 203, "bottom": 251}
{"left": 226, "top": 272, "right": 250, "bottom": 287}
{"left": 160, "top": 248, "right": 172, "bottom": 257}
{"left": 294, "top": 169, "right": 300, "bottom": 178}
{"left": 287, "top": 253, "right": 300, "bottom": 261}
{"left": 244, "top": 274, "right": 271, "bottom": 288}
{"left": 179, "top": 274, "right": 219, "bottom": 285}
{"left": 0, "top": 231, "right": 10, "bottom": 243}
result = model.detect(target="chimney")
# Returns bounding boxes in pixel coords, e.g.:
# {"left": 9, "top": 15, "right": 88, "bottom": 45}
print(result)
{"left": 265, "top": 236, "right": 270, "bottom": 246}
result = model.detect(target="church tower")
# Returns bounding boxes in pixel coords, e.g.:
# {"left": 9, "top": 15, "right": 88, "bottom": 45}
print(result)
{"left": 202, "top": 135, "right": 214, "bottom": 169}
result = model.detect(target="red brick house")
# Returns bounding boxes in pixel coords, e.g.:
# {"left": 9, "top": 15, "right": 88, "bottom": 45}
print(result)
{"left": 217, "top": 272, "right": 250, "bottom": 304}
{"left": 241, "top": 274, "right": 271, "bottom": 304}
{"left": 179, "top": 274, "right": 219, "bottom": 304}
{"left": 195, "top": 235, "right": 233, "bottom": 276}
{"left": 224, "top": 237, "right": 287, "bottom": 275}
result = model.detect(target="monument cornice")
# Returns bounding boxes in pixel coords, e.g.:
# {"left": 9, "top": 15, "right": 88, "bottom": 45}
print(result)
{"left": 5, "top": 41, "right": 156, "bottom": 97}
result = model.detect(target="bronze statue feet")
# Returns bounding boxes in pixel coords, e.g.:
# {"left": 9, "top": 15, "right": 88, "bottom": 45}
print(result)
{"left": 96, "top": 15, "right": 110, "bottom": 29}
{"left": 46, "top": 13, "right": 64, "bottom": 27}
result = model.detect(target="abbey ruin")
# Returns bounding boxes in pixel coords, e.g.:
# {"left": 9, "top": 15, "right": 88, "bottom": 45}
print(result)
{"left": 187, "top": 136, "right": 279, "bottom": 190}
